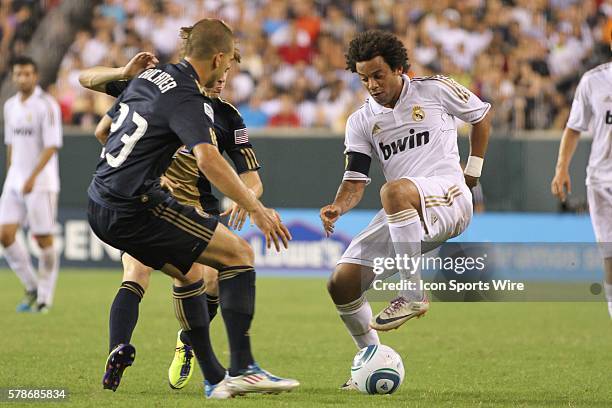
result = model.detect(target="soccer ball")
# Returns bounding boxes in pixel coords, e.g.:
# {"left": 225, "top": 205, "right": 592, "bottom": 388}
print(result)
{"left": 350, "top": 344, "right": 405, "bottom": 395}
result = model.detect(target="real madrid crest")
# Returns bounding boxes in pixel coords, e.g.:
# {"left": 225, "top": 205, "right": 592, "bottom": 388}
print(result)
{"left": 412, "top": 105, "right": 425, "bottom": 122}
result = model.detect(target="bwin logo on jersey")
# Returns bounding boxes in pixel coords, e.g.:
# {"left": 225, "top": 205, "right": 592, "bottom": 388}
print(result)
{"left": 379, "top": 129, "right": 430, "bottom": 160}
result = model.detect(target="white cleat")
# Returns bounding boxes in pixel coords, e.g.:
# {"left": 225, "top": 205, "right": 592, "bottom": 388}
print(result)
{"left": 340, "top": 378, "right": 358, "bottom": 391}
{"left": 226, "top": 363, "right": 299, "bottom": 395}
{"left": 205, "top": 375, "right": 234, "bottom": 399}
{"left": 370, "top": 296, "right": 429, "bottom": 331}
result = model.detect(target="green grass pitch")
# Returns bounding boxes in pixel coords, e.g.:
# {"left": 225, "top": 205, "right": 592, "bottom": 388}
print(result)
{"left": 1, "top": 269, "right": 611, "bottom": 407}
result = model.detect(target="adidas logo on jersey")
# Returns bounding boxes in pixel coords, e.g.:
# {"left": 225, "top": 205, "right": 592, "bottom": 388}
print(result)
{"left": 379, "top": 129, "right": 430, "bottom": 160}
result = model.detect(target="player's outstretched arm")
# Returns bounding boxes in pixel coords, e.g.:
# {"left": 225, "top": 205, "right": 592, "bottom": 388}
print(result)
{"left": 221, "top": 171, "right": 263, "bottom": 230}
{"left": 551, "top": 127, "right": 581, "bottom": 202}
{"left": 464, "top": 112, "right": 491, "bottom": 188}
{"left": 193, "top": 143, "right": 291, "bottom": 251}
{"left": 320, "top": 180, "right": 367, "bottom": 237}
{"left": 78, "top": 52, "right": 158, "bottom": 92}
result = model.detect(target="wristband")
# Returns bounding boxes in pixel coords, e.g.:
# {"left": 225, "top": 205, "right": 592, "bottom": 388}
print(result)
{"left": 464, "top": 156, "right": 484, "bottom": 178}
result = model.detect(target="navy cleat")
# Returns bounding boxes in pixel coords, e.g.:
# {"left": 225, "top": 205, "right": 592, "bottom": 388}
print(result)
{"left": 103, "top": 344, "right": 136, "bottom": 391}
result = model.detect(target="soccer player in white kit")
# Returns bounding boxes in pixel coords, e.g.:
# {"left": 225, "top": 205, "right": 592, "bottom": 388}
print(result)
{"left": 320, "top": 31, "right": 491, "bottom": 386}
{"left": 551, "top": 45, "right": 612, "bottom": 317}
{"left": 0, "top": 56, "right": 62, "bottom": 313}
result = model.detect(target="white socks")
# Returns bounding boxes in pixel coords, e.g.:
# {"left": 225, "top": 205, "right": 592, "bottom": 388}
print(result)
{"left": 387, "top": 209, "right": 423, "bottom": 301}
{"left": 37, "top": 246, "right": 59, "bottom": 306}
{"left": 4, "top": 240, "right": 37, "bottom": 292}
{"left": 335, "top": 295, "right": 380, "bottom": 349}
{"left": 604, "top": 282, "right": 612, "bottom": 319}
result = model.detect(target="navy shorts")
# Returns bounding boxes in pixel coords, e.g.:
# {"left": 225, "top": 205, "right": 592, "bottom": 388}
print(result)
{"left": 88, "top": 196, "right": 219, "bottom": 274}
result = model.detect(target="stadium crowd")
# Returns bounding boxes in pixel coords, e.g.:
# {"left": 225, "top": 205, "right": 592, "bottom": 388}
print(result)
{"left": 9, "top": 0, "right": 611, "bottom": 133}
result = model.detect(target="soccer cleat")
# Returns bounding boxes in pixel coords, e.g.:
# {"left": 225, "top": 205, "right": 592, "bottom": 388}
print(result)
{"left": 370, "top": 295, "right": 429, "bottom": 331}
{"left": 226, "top": 363, "right": 299, "bottom": 394}
{"left": 103, "top": 344, "right": 136, "bottom": 391}
{"left": 16, "top": 290, "right": 37, "bottom": 312}
{"left": 168, "top": 330, "right": 194, "bottom": 389}
{"left": 205, "top": 375, "right": 234, "bottom": 399}
{"left": 340, "top": 378, "right": 358, "bottom": 391}
{"left": 35, "top": 303, "right": 50, "bottom": 314}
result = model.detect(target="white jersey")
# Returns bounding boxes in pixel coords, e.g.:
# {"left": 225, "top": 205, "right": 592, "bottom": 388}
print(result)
{"left": 343, "top": 75, "right": 490, "bottom": 185}
{"left": 3, "top": 86, "right": 62, "bottom": 192}
{"left": 566, "top": 62, "right": 612, "bottom": 186}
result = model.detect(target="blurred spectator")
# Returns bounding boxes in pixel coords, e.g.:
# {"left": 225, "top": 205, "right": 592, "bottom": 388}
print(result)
{"left": 268, "top": 94, "right": 300, "bottom": 127}
{"left": 27, "top": 0, "right": 608, "bottom": 133}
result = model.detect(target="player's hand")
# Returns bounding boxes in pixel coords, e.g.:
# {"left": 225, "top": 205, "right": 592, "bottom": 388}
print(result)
{"left": 250, "top": 206, "right": 292, "bottom": 251}
{"left": 22, "top": 176, "right": 36, "bottom": 195}
{"left": 320, "top": 204, "right": 342, "bottom": 237}
{"left": 121, "top": 52, "right": 159, "bottom": 79}
{"left": 160, "top": 175, "right": 178, "bottom": 194}
{"left": 221, "top": 202, "right": 249, "bottom": 230}
{"left": 551, "top": 168, "right": 571, "bottom": 202}
{"left": 464, "top": 174, "right": 478, "bottom": 189}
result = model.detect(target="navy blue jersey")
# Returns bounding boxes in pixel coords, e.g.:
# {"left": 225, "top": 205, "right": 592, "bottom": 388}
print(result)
{"left": 88, "top": 60, "right": 216, "bottom": 210}
{"left": 104, "top": 80, "right": 260, "bottom": 214}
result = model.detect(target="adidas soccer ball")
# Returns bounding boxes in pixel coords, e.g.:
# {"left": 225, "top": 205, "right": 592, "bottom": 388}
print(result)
{"left": 350, "top": 344, "right": 405, "bottom": 395}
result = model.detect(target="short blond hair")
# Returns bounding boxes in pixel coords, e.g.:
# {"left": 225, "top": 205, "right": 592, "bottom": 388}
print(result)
{"left": 179, "top": 19, "right": 234, "bottom": 60}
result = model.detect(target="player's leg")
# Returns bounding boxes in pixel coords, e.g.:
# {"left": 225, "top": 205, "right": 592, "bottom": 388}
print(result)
{"left": 203, "top": 265, "right": 220, "bottom": 320}
{"left": 109, "top": 253, "right": 151, "bottom": 352}
{"left": 586, "top": 186, "right": 612, "bottom": 317}
{"left": 328, "top": 263, "right": 380, "bottom": 349}
{"left": 168, "top": 263, "right": 218, "bottom": 390}
{"left": 605, "top": 259, "right": 612, "bottom": 318}
{"left": 102, "top": 254, "right": 152, "bottom": 391}
{"left": 162, "top": 262, "right": 229, "bottom": 398}
{"left": 27, "top": 192, "right": 59, "bottom": 313}
{"left": 0, "top": 189, "right": 37, "bottom": 311}
{"left": 369, "top": 178, "right": 428, "bottom": 331}
{"left": 191, "top": 222, "right": 299, "bottom": 394}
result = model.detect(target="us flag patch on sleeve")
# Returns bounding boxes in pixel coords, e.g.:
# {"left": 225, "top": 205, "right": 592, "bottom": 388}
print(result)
{"left": 234, "top": 128, "right": 249, "bottom": 144}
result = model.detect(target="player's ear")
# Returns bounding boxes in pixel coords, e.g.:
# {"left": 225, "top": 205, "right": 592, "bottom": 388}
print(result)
{"left": 211, "top": 52, "right": 223, "bottom": 70}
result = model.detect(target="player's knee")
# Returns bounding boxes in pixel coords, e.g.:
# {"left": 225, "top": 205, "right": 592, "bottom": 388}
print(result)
{"left": 0, "top": 231, "right": 14, "bottom": 247}
{"left": 33, "top": 235, "right": 53, "bottom": 249}
{"left": 380, "top": 180, "right": 419, "bottom": 212}
{"left": 327, "top": 267, "right": 350, "bottom": 299}
{"left": 123, "top": 266, "right": 151, "bottom": 290}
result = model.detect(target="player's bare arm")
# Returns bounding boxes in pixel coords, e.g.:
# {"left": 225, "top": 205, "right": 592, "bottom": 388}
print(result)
{"left": 320, "top": 180, "right": 367, "bottom": 237}
{"left": 464, "top": 111, "right": 491, "bottom": 188}
{"left": 79, "top": 52, "right": 158, "bottom": 92}
{"left": 23, "top": 146, "right": 58, "bottom": 194}
{"left": 193, "top": 143, "right": 291, "bottom": 250}
{"left": 221, "top": 171, "right": 263, "bottom": 230}
{"left": 551, "top": 127, "right": 581, "bottom": 202}
{"left": 5, "top": 145, "right": 10, "bottom": 172}
{"left": 94, "top": 114, "right": 112, "bottom": 145}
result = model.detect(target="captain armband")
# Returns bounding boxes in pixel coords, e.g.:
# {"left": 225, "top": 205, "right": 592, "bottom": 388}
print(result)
{"left": 343, "top": 152, "right": 371, "bottom": 185}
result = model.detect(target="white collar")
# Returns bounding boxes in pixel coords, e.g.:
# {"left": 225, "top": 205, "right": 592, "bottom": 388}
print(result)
{"left": 368, "top": 74, "right": 410, "bottom": 115}
{"left": 19, "top": 85, "right": 42, "bottom": 103}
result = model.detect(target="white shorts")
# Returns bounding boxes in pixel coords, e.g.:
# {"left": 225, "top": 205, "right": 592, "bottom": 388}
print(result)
{"left": 0, "top": 187, "right": 58, "bottom": 235}
{"left": 338, "top": 176, "right": 473, "bottom": 270}
{"left": 587, "top": 184, "right": 612, "bottom": 258}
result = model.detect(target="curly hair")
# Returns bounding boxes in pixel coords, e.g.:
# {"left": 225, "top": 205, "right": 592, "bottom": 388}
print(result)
{"left": 345, "top": 30, "right": 410, "bottom": 73}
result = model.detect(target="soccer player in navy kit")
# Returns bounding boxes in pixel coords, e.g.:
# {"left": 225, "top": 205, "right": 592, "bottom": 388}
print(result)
{"left": 86, "top": 19, "right": 297, "bottom": 398}
{"left": 81, "top": 50, "right": 265, "bottom": 391}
